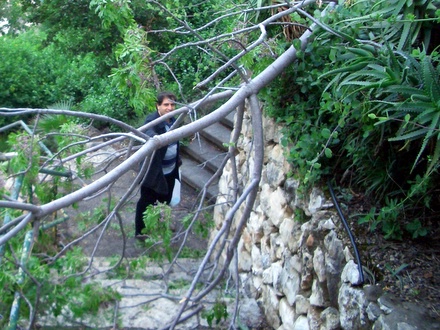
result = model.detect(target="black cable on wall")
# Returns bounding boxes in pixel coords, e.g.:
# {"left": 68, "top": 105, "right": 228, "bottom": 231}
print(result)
{"left": 327, "top": 181, "right": 365, "bottom": 286}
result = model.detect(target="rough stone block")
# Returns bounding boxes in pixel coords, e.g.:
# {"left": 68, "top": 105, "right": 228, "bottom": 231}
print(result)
{"left": 279, "top": 297, "right": 296, "bottom": 328}
{"left": 313, "top": 246, "right": 326, "bottom": 283}
{"left": 281, "top": 264, "right": 300, "bottom": 306}
{"left": 296, "top": 294, "right": 310, "bottom": 315}
{"left": 262, "top": 286, "right": 281, "bottom": 329}
{"left": 310, "top": 279, "right": 326, "bottom": 307}
{"left": 293, "top": 315, "right": 310, "bottom": 330}
{"left": 320, "top": 307, "right": 340, "bottom": 330}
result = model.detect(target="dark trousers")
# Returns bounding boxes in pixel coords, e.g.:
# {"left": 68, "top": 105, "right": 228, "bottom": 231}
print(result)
{"left": 135, "top": 172, "right": 176, "bottom": 236}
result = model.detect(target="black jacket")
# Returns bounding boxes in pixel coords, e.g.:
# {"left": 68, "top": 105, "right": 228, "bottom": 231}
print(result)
{"left": 141, "top": 111, "right": 181, "bottom": 195}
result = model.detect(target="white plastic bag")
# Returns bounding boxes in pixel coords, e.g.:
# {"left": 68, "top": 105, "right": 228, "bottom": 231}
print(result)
{"left": 170, "top": 172, "right": 181, "bottom": 207}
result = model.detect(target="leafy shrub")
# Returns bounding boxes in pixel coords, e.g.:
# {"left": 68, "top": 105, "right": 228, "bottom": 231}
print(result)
{"left": 259, "top": 0, "right": 440, "bottom": 238}
{"left": 0, "top": 30, "right": 112, "bottom": 110}
{"left": 141, "top": 203, "right": 174, "bottom": 261}
{"left": 0, "top": 245, "right": 120, "bottom": 329}
{"left": 79, "top": 80, "right": 135, "bottom": 129}
{"left": 0, "top": 30, "right": 59, "bottom": 109}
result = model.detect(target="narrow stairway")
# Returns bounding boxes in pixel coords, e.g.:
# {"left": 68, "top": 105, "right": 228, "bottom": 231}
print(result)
{"left": 179, "top": 111, "right": 235, "bottom": 203}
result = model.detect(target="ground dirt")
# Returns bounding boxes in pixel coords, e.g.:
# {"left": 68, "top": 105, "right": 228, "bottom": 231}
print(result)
{"left": 335, "top": 194, "right": 440, "bottom": 321}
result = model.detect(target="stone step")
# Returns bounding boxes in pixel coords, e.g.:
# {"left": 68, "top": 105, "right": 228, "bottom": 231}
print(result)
{"left": 180, "top": 135, "right": 226, "bottom": 174}
{"left": 220, "top": 110, "right": 235, "bottom": 129}
{"left": 180, "top": 156, "right": 219, "bottom": 203}
{"left": 179, "top": 112, "right": 234, "bottom": 204}
{"left": 199, "top": 121, "right": 232, "bottom": 151}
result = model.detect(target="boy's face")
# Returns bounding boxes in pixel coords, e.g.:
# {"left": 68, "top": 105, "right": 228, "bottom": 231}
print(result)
{"left": 157, "top": 97, "right": 176, "bottom": 117}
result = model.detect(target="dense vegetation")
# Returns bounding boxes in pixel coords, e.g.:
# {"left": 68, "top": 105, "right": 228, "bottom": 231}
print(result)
{"left": 1, "top": 0, "right": 440, "bottom": 327}
{"left": 265, "top": 0, "right": 440, "bottom": 240}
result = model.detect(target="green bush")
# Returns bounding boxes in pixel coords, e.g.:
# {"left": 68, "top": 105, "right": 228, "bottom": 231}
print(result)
{"left": 79, "top": 80, "right": 135, "bottom": 129}
{"left": 259, "top": 0, "right": 440, "bottom": 239}
{"left": 0, "top": 30, "right": 59, "bottom": 108}
{"left": 0, "top": 30, "right": 109, "bottom": 109}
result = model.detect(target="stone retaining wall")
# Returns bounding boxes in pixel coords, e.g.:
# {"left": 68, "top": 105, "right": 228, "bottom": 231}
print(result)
{"left": 210, "top": 109, "right": 434, "bottom": 329}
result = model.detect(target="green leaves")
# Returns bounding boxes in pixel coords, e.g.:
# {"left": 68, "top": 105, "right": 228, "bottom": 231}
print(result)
{"left": 111, "top": 26, "right": 156, "bottom": 116}
{"left": 0, "top": 243, "right": 119, "bottom": 328}
{"left": 339, "top": 0, "right": 435, "bottom": 51}
{"left": 90, "top": 0, "right": 135, "bottom": 31}
{"left": 321, "top": 45, "right": 405, "bottom": 101}
{"left": 141, "top": 203, "right": 174, "bottom": 261}
{"left": 268, "top": 0, "right": 440, "bottom": 240}
{"left": 375, "top": 54, "right": 440, "bottom": 175}
{"left": 202, "top": 300, "right": 228, "bottom": 327}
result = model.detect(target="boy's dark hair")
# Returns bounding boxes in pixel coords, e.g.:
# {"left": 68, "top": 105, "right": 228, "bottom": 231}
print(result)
{"left": 156, "top": 92, "right": 176, "bottom": 105}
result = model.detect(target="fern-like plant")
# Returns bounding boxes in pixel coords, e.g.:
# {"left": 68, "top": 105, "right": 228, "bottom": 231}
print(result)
{"left": 372, "top": 51, "right": 440, "bottom": 176}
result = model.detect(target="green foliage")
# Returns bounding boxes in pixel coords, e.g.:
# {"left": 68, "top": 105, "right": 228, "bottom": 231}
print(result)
{"left": 0, "top": 30, "right": 58, "bottom": 109}
{"left": 79, "top": 77, "right": 135, "bottom": 128}
{"left": 405, "top": 219, "right": 428, "bottom": 238}
{"left": 258, "top": 0, "right": 440, "bottom": 239}
{"left": 321, "top": 45, "right": 440, "bottom": 238}
{"left": 36, "top": 111, "right": 94, "bottom": 180}
{"left": 92, "top": 0, "right": 241, "bottom": 114}
{"left": 16, "top": 0, "right": 121, "bottom": 56}
{"left": 90, "top": 0, "right": 135, "bottom": 32}
{"left": 141, "top": 203, "right": 174, "bottom": 261}
{"left": 1, "top": 0, "right": 246, "bottom": 126}
{"left": 179, "top": 246, "right": 205, "bottom": 258}
{"left": 4, "top": 132, "right": 41, "bottom": 198}
{"left": 202, "top": 300, "right": 229, "bottom": 327}
{"left": 75, "top": 198, "right": 116, "bottom": 234}
{"left": 293, "top": 208, "right": 308, "bottom": 223}
{"left": 76, "top": 206, "right": 106, "bottom": 231}
{"left": 371, "top": 51, "right": 440, "bottom": 175}
{"left": 168, "top": 278, "right": 191, "bottom": 291}
{"left": 110, "top": 26, "right": 157, "bottom": 116}
{"left": 0, "top": 30, "right": 119, "bottom": 119}
{"left": 181, "top": 211, "right": 214, "bottom": 239}
{"left": 105, "top": 255, "right": 151, "bottom": 279}
{"left": 0, "top": 109, "right": 93, "bottom": 207}
{"left": 384, "top": 262, "right": 409, "bottom": 290}
{"left": 1, "top": 1, "right": 131, "bottom": 127}
{"left": 339, "top": 0, "right": 438, "bottom": 51}
{"left": 0, "top": 245, "right": 120, "bottom": 328}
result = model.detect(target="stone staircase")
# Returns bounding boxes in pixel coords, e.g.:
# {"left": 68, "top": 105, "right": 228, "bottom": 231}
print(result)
{"left": 179, "top": 111, "right": 235, "bottom": 202}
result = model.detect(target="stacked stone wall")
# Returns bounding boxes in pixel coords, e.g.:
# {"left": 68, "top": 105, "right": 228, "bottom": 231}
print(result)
{"left": 210, "top": 109, "right": 435, "bottom": 330}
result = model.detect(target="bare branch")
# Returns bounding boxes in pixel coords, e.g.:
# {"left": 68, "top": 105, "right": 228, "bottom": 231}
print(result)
{"left": 195, "top": 23, "right": 267, "bottom": 89}
{"left": 0, "top": 213, "right": 34, "bottom": 248}
{"left": 0, "top": 108, "right": 149, "bottom": 141}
